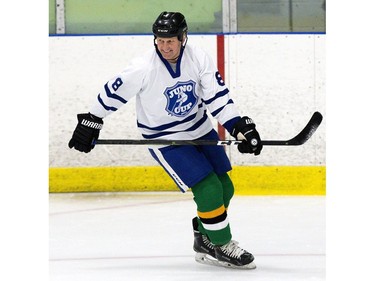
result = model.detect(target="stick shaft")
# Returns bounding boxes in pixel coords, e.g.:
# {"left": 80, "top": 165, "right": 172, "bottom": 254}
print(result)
{"left": 95, "top": 112, "right": 323, "bottom": 147}
{"left": 95, "top": 139, "right": 289, "bottom": 146}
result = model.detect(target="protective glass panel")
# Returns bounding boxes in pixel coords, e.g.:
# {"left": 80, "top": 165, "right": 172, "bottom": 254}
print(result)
{"left": 237, "top": 0, "right": 325, "bottom": 32}
{"left": 64, "top": 0, "right": 222, "bottom": 34}
{"left": 49, "top": 0, "right": 325, "bottom": 34}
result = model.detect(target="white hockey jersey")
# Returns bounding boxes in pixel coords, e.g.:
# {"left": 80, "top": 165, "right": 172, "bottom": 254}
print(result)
{"left": 90, "top": 44, "right": 241, "bottom": 140}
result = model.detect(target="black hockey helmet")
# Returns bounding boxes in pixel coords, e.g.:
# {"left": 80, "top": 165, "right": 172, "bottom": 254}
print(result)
{"left": 152, "top": 11, "right": 188, "bottom": 41}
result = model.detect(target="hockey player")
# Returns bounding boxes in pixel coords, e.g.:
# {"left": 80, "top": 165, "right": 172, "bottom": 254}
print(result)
{"left": 68, "top": 11, "right": 262, "bottom": 269}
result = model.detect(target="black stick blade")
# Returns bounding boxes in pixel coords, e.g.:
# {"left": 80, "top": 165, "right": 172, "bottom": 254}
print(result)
{"left": 262, "top": 111, "right": 323, "bottom": 146}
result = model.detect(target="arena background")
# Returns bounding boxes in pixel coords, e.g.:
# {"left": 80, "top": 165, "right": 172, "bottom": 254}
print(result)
{"left": 49, "top": 0, "right": 326, "bottom": 194}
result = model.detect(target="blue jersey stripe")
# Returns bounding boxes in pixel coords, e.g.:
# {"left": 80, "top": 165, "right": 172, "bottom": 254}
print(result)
{"left": 202, "top": 88, "right": 229, "bottom": 105}
{"left": 104, "top": 83, "right": 128, "bottom": 104}
{"left": 211, "top": 99, "right": 234, "bottom": 117}
{"left": 137, "top": 103, "right": 204, "bottom": 131}
{"left": 97, "top": 94, "right": 118, "bottom": 111}
{"left": 141, "top": 112, "right": 209, "bottom": 139}
{"left": 137, "top": 112, "right": 197, "bottom": 131}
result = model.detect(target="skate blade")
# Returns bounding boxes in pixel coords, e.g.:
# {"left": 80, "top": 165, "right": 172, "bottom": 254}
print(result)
{"left": 195, "top": 252, "right": 218, "bottom": 266}
{"left": 195, "top": 253, "right": 256, "bottom": 270}
{"left": 217, "top": 260, "right": 256, "bottom": 270}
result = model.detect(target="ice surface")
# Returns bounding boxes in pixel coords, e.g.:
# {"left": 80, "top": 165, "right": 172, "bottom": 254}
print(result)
{"left": 49, "top": 192, "right": 325, "bottom": 281}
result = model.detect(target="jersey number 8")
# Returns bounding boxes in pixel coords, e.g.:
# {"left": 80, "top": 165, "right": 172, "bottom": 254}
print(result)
{"left": 112, "top": 78, "right": 123, "bottom": 91}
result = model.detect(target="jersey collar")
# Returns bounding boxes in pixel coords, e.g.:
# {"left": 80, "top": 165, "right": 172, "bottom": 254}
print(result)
{"left": 155, "top": 46, "right": 185, "bottom": 79}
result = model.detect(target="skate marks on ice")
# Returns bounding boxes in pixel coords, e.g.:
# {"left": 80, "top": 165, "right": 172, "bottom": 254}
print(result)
{"left": 49, "top": 192, "right": 325, "bottom": 281}
{"left": 49, "top": 253, "right": 323, "bottom": 281}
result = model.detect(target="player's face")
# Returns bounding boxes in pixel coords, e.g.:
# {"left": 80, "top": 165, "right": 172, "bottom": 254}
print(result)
{"left": 156, "top": 36, "right": 182, "bottom": 63}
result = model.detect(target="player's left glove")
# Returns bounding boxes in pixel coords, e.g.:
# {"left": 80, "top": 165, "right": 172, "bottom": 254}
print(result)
{"left": 231, "top": 117, "right": 263, "bottom": 155}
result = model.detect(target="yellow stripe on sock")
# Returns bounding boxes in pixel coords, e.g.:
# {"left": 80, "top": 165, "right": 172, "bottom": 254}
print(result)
{"left": 197, "top": 205, "right": 226, "bottom": 219}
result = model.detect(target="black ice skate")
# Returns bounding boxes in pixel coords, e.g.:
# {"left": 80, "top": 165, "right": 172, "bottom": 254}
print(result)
{"left": 192, "top": 217, "right": 217, "bottom": 265}
{"left": 214, "top": 240, "right": 256, "bottom": 269}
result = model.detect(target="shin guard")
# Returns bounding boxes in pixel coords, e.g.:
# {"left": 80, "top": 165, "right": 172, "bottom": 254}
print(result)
{"left": 191, "top": 172, "right": 232, "bottom": 245}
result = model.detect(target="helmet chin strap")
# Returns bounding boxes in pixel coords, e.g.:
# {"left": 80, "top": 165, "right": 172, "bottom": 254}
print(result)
{"left": 182, "top": 35, "right": 188, "bottom": 47}
{"left": 172, "top": 37, "right": 187, "bottom": 63}
{"left": 153, "top": 36, "right": 158, "bottom": 48}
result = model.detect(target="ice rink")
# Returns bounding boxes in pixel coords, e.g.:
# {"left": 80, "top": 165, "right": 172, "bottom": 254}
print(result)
{"left": 49, "top": 192, "right": 325, "bottom": 281}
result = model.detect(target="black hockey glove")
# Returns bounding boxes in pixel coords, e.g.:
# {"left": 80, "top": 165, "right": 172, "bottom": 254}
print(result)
{"left": 68, "top": 113, "right": 103, "bottom": 153}
{"left": 231, "top": 117, "right": 263, "bottom": 155}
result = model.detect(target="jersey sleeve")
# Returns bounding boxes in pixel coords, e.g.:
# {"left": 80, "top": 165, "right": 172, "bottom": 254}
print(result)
{"left": 89, "top": 57, "right": 146, "bottom": 118}
{"left": 196, "top": 48, "right": 241, "bottom": 134}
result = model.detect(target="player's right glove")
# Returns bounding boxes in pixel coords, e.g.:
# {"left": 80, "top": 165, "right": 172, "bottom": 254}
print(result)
{"left": 231, "top": 116, "right": 263, "bottom": 155}
{"left": 68, "top": 113, "right": 103, "bottom": 153}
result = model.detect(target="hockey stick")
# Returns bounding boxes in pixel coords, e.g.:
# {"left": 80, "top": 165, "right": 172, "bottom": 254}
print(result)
{"left": 95, "top": 111, "right": 323, "bottom": 146}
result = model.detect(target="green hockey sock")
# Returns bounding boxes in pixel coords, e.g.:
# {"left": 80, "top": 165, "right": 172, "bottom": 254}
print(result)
{"left": 191, "top": 172, "right": 232, "bottom": 245}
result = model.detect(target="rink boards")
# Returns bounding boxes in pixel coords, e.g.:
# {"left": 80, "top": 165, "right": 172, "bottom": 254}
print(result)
{"left": 49, "top": 166, "right": 325, "bottom": 195}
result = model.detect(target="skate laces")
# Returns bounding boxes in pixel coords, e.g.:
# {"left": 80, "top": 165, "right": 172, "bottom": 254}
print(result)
{"left": 202, "top": 235, "right": 215, "bottom": 249}
{"left": 220, "top": 240, "right": 246, "bottom": 259}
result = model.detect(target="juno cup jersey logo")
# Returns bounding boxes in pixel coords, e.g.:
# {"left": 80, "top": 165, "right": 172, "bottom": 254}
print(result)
{"left": 163, "top": 80, "right": 198, "bottom": 117}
